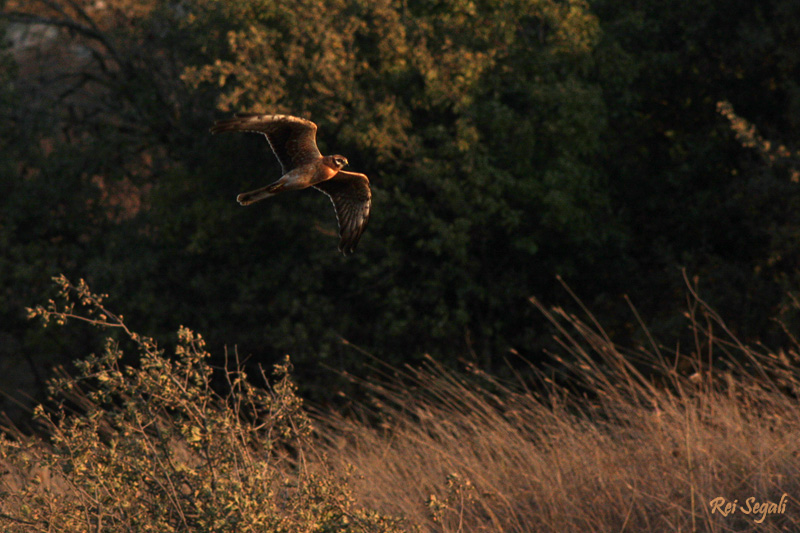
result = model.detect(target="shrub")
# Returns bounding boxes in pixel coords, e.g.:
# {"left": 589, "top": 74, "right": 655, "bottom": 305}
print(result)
{"left": 0, "top": 275, "right": 406, "bottom": 532}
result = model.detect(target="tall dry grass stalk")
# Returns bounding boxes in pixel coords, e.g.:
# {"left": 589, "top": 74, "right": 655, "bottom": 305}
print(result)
{"left": 3, "top": 275, "right": 800, "bottom": 532}
{"left": 316, "top": 278, "right": 800, "bottom": 532}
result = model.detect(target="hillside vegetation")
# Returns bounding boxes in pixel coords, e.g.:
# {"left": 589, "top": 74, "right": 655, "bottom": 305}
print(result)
{"left": 1, "top": 277, "right": 798, "bottom": 532}
{"left": 2, "top": 2, "right": 800, "bottom": 529}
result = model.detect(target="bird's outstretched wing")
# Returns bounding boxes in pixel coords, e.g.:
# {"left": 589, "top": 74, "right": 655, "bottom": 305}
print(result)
{"left": 314, "top": 171, "right": 371, "bottom": 255}
{"left": 210, "top": 114, "right": 322, "bottom": 173}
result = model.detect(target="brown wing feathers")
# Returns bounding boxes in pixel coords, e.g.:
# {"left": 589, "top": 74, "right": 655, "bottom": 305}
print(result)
{"left": 314, "top": 171, "right": 371, "bottom": 255}
{"left": 210, "top": 114, "right": 321, "bottom": 173}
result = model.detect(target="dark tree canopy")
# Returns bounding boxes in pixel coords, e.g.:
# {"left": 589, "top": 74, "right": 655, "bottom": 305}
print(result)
{"left": 1, "top": 0, "right": 799, "bottom": 411}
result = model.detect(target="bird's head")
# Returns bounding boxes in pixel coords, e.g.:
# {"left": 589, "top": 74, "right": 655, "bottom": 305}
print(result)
{"left": 329, "top": 155, "right": 349, "bottom": 169}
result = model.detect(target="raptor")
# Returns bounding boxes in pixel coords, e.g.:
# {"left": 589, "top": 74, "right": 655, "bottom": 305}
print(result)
{"left": 210, "top": 113, "right": 371, "bottom": 255}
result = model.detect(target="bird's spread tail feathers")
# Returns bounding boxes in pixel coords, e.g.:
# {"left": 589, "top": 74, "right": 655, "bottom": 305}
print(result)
{"left": 237, "top": 182, "right": 285, "bottom": 206}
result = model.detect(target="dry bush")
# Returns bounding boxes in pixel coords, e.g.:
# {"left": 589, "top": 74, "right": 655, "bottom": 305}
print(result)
{"left": 317, "top": 278, "right": 800, "bottom": 532}
{"left": 0, "top": 275, "right": 406, "bottom": 532}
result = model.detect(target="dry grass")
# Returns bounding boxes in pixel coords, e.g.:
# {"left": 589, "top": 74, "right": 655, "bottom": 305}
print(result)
{"left": 316, "top": 280, "right": 800, "bottom": 532}
{"left": 2, "top": 275, "right": 800, "bottom": 531}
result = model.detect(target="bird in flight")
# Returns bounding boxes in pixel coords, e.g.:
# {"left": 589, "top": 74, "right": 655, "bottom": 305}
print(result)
{"left": 210, "top": 113, "right": 371, "bottom": 255}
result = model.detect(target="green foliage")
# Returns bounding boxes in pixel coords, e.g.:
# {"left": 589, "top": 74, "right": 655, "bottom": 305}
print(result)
{"left": 0, "top": 276, "right": 406, "bottom": 532}
{"left": 177, "top": 0, "right": 618, "bottom": 364}
{"left": 591, "top": 0, "right": 800, "bottom": 340}
{"left": 2, "top": 0, "right": 800, "bottom": 412}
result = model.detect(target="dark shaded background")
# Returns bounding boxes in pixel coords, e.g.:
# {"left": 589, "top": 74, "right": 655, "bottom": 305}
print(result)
{"left": 1, "top": 0, "right": 799, "bottom": 421}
